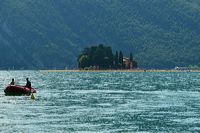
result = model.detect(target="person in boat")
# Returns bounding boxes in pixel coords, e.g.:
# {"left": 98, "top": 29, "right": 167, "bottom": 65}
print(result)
{"left": 10, "top": 78, "right": 15, "bottom": 85}
{"left": 25, "top": 78, "right": 31, "bottom": 88}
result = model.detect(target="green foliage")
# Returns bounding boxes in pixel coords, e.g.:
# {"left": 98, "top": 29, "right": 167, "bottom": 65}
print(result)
{"left": 78, "top": 45, "right": 138, "bottom": 70}
{"left": 114, "top": 51, "right": 119, "bottom": 69}
{"left": 78, "top": 55, "right": 89, "bottom": 69}
{"left": 0, "top": 0, "right": 200, "bottom": 69}
{"left": 78, "top": 44, "right": 114, "bottom": 69}
{"left": 119, "top": 51, "right": 123, "bottom": 69}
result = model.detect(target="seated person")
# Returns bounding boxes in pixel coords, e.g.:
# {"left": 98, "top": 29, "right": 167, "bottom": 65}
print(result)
{"left": 25, "top": 78, "right": 31, "bottom": 88}
{"left": 10, "top": 78, "right": 15, "bottom": 85}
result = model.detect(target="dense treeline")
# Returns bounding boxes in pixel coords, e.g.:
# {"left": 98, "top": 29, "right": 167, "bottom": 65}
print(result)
{"left": 77, "top": 44, "right": 137, "bottom": 70}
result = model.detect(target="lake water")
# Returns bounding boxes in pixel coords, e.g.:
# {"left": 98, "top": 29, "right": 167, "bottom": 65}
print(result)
{"left": 0, "top": 71, "right": 200, "bottom": 132}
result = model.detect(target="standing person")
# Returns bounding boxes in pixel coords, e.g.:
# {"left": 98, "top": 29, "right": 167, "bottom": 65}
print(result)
{"left": 10, "top": 78, "right": 15, "bottom": 85}
{"left": 25, "top": 78, "right": 31, "bottom": 88}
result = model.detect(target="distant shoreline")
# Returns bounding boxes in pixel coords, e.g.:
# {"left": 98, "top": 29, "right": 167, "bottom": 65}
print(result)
{"left": 40, "top": 69, "right": 200, "bottom": 73}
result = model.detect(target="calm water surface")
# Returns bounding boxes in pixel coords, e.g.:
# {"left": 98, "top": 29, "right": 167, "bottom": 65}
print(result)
{"left": 1, "top": 71, "right": 200, "bottom": 132}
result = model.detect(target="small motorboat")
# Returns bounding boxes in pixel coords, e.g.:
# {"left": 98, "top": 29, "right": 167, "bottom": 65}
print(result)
{"left": 4, "top": 85, "right": 36, "bottom": 96}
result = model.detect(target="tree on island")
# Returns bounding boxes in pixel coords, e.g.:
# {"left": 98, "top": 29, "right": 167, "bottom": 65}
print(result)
{"left": 114, "top": 51, "right": 119, "bottom": 69}
{"left": 77, "top": 44, "right": 138, "bottom": 70}
{"left": 129, "top": 52, "right": 133, "bottom": 69}
{"left": 78, "top": 44, "right": 113, "bottom": 69}
{"left": 119, "top": 51, "right": 124, "bottom": 69}
{"left": 78, "top": 55, "right": 89, "bottom": 69}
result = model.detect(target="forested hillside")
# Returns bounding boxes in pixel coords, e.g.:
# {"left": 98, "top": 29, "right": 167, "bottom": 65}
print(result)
{"left": 0, "top": 0, "right": 200, "bottom": 69}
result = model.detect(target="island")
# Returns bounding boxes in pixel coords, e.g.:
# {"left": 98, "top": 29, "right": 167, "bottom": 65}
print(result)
{"left": 77, "top": 44, "right": 138, "bottom": 70}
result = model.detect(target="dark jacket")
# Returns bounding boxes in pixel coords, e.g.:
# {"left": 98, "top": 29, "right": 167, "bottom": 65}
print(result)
{"left": 26, "top": 80, "right": 31, "bottom": 88}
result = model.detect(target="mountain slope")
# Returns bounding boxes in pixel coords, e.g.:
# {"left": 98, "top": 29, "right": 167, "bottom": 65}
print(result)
{"left": 0, "top": 0, "right": 200, "bottom": 69}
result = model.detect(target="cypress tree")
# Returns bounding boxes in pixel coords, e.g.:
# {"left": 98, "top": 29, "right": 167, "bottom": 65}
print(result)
{"left": 129, "top": 52, "right": 133, "bottom": 69}
{"left": 115, "top": 51, "right": 119, "bottom": 69}
{"left": 119, "top": 51, "right": 123, "bottom": 69}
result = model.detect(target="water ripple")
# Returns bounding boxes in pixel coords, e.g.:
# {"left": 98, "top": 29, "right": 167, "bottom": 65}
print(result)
{"left": 0, "top": 71, "right": 200, "bottom": 132}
